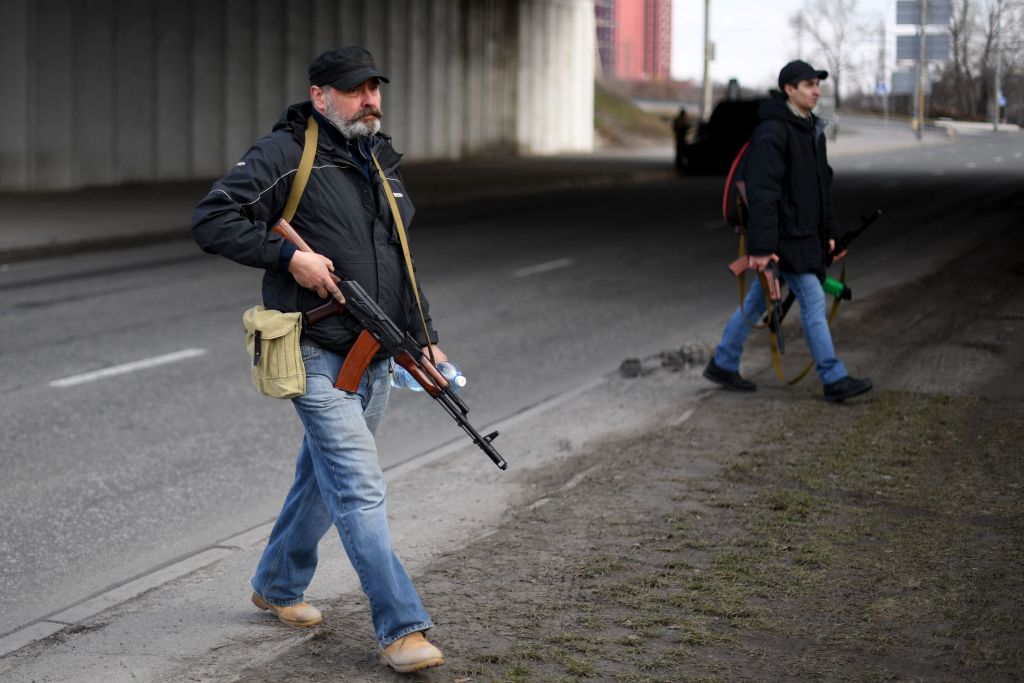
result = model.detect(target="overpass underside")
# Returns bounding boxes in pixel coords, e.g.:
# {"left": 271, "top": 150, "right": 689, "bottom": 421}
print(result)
{"left": 0, "top": 0, "right": 594, "bottom": 191}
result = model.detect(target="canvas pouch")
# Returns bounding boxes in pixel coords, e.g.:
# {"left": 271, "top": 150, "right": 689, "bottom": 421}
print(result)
{"left": 242, "top": 305, "right": 305, "bottom": 398}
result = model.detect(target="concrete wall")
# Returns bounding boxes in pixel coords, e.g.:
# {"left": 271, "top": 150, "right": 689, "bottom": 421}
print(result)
{"left": 0, "top": 0, "right": 593, "bottom": 191}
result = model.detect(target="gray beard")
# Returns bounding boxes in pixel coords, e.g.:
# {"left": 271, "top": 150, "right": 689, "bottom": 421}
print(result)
{"left": 323, "top": 102, "right": 381, "bottom": 140}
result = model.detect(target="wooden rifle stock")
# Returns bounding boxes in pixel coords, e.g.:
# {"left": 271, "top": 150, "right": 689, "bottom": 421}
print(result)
{"left": 272, "top": 218, "right": 314, "bottom": 253}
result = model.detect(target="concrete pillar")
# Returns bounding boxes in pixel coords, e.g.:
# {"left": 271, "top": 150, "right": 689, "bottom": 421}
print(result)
{"left": 0, "top": 0, "right": 595, "bottom": 190}
{"left": 155, "top": 1, "right": 192, "bottom": 181}
{"left": 113, "top": 0, "right": 157, "bottom": 183}
{"left": 0, "top": 0, "right": 30, "bottom": 189}
{"left": 255, "top": 0, "right": 287, "bottom": 136}
{"left": 224, "top": 0, "right": 256, "bottom": 167}
{"left": 75, "top": 0, "right": 116, "bottom": 187}
{"left": 403, "top": 0, "right": 430, "bottom": 159}
{"left": 34, "top": 0, "right": 74, "bottom": 189}
{"left": 190, "top": 0, "right": 226, "bottom": 178}
{"left": 384, "top": 0, "right": 409, "bottom": 152}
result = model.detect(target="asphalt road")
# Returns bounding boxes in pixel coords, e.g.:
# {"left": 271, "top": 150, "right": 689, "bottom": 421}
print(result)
{"left": 1, "top": 123, "right": 1021, "bottom": 638}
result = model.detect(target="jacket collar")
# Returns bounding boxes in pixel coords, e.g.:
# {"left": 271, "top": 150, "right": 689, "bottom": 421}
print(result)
{"left": 759, "top": 97, "right": 816, "bottom": 132}
{"left": 274, "top": 101, "right": 403, "bottom": 173}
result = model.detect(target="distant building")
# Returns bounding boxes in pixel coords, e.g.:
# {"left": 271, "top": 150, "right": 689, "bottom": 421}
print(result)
{"left": 595, "top": 0, "right": 672, "bottom": 82}
{"left": 595, "top": 0, "right": 616, "bottom": 79}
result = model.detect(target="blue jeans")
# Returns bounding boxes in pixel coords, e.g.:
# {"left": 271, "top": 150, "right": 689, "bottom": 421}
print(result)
{"left": 252, "top": 347, "right": 432, "bottom": 647}
{"left": 713, "top": 271, "right": 848, "bottom": 385}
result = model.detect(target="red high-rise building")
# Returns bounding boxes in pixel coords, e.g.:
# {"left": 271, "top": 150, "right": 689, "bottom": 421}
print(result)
{"left": 596, "top": 0, "right": 672, "bottom": 81}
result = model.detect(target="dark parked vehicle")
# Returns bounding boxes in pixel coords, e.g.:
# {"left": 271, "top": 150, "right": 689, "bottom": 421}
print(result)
{"left": 675, "top": 98, "right": 767, "bottom": 174}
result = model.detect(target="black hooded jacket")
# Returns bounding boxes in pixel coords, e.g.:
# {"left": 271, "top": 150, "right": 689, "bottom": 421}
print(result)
{"left": 744, "top": 97, "right": 839, "bottom": 276}
{"left": 192, "top": 101, "right": 437, "bottom": 355}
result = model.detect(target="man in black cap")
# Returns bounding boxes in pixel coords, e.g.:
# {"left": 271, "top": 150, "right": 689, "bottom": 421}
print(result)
{"left": 193, "top": 46, "right": 446, "bottom": 673}
{"left": 703, "top": 60, "right": 873, "bottom": 402}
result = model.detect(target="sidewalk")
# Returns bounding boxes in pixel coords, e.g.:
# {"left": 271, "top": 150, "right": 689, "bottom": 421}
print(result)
{"left": 0, "top": 151, "right": 675, "bottom": 264}
{"left": 828, "top": 112, "right": 955, "bottom": 157}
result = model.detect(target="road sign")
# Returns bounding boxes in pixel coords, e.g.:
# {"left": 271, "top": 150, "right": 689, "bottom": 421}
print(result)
{"left": 897, "top": 0, "right": 952, "bottom": 25}
{"left": 896, "top": 34, "right": 951, "bottom": 61}
{"left": 876, "top": 82, "right": 889, "bottom": 96}
{"left": 999, "top": 91, "right": 1007, "bottom": 107}
{"left": 892, "top": 70, "right": 931, "bottom": 95}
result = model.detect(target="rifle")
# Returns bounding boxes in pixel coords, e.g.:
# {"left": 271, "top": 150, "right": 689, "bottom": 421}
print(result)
{"left": 829, "top": 208, "right": 882, "bottom": 266}
{"left": 273, "top": 219, "right": 508, "bottom": 471}
{"left": 767, "top": 208, "right": 882, "bottom": 326}
{"left": 728, "top": 255, "right": 785, "bottom": 354}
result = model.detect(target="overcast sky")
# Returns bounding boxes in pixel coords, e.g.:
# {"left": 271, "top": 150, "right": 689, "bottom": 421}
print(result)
{"left": 671, "top": 0, "right": 902, "bottom": 93}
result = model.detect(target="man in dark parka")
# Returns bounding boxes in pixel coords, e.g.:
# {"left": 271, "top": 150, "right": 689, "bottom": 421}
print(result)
{"left": 703, "top": 60, "right": 872, "bottom": 402}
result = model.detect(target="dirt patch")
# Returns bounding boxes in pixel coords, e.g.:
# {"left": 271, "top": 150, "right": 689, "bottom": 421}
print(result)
{"left": 236, "top": 229, "right": 1023, "bottom": 681}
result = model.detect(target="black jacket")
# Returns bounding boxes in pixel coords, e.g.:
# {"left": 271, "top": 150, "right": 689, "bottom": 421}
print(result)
{"left": 192, "top": 102, "right": 437, "bottom": 354}
{"left": 744, "top": 98, "right": 838, "bottom": 276}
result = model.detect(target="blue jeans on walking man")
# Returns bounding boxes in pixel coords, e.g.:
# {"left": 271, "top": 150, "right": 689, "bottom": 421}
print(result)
{"left": 252, "top": 346, "right": 432, "bottom": 647}
{"left": 713, "top": 271, "right": 848, "bottom": 385}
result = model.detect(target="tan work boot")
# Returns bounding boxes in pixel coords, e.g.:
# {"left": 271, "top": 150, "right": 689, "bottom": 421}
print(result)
{"left": 251, "top": 592, "right": 323, "bottom": 627}
{"left": 379, "top": 631, "right": 445, "bottom": 673}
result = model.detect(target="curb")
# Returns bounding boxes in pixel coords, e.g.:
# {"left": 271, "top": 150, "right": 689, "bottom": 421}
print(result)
{"left": 0, "top": 227, "right": 192, "bottom": 265}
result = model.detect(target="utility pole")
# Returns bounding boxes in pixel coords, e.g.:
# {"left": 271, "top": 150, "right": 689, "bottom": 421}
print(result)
{"left": 993, "top": 9, "right": 1002, "bottom": 131}
{"left": 699, "top": 0, "right": 713, "bottom": 122}
{"left": 916, "top": 0, "right": 928, "bottom": 140}
{"left": 878, "top": 20, "right": 889, "bottom": 124}
{"left": 795, "top": 12, "right": 804, "bottom": 58}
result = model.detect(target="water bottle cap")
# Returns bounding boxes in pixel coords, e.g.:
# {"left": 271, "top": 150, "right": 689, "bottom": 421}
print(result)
{"left": 452, "top": 375, "right": 467, "bottom": 388}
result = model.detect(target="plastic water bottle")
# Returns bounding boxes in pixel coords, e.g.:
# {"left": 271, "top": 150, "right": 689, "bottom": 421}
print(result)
{"left": 439, "top": 361, "right": 467, "bottom": 391}
{"left": 391, "top": 361, "right": 466, "bottom": 392}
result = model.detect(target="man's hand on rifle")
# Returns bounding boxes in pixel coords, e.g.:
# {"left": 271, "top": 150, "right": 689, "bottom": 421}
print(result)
{"left": 828, "top": 239, "right": 848, "bottom": 263}
{"left": 288, "top": 250, "right": 345, "bottom": 304}
{"left": 748, "top": 253, "right": 779, "bottom": 272}
{"left": 422, "top": 345, "right": 448, "bottom": 364}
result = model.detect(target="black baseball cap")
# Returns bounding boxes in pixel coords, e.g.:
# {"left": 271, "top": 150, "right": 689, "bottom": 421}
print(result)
{"left": 308, "top": 47, "right": 389, "bottom": 90}
{"left": 778, "top": 60, "right": 828, "bottom": 90}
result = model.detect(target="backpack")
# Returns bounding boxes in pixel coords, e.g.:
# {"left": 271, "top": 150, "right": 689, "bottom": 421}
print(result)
{"left": 721, "top": 140, "right": 751, "bottom": 234}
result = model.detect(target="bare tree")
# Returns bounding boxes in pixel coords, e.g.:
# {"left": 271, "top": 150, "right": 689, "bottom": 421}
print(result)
{"left": 949, "top": 0, "right": 979, "bottom": 115}
{"left": 929, "top": 0, "right": 1022, "bottom": 120}
{"left": 794, "top": 0, "right": 863, "bottom": 109}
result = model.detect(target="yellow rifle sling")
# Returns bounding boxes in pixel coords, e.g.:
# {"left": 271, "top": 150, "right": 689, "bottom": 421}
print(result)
{"left": 370, "top": 150, "right": 435, "bottom": 364}
{"left": 281, "top": 116, "right": 319, "bottom": 223}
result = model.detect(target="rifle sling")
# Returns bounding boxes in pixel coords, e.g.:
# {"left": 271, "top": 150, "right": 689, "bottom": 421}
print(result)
{"left": 282, "top": 117, "right": 318, "bottom": 223}
{"left": 369, "top": 151, "right": 435, "bottom": 365}
{"left": 733, "top": 236, "right": 845, "bottom": 385}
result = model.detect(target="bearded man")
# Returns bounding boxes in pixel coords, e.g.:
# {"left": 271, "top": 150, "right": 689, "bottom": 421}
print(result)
{"left": 192, "top": 46, "right": 445, "bottom": 673}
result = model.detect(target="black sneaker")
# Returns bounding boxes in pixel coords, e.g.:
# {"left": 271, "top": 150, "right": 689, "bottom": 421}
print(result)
{"left": 703, "top": 359, "right": 756, "bottom": 392}
{"left": 823, "top": 376, "right": 873, "bottom": 403}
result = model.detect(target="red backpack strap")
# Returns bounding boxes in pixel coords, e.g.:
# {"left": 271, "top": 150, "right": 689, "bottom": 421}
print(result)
{"left": 722, "top": 140, "right": 752, "bottom": 225}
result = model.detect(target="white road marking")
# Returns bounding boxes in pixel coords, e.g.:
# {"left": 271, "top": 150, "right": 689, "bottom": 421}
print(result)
{"left": 994, "top": 157, "right": 1003, "bottom": 163}
{"left": 50, "top": 349, "right": 208, "bottom": 388}
{"left": 513, "top": 257, "right": 574, "bottom": 278}
{"left": 1015, "top": 152, "right": 1022, "bottom": 158}
{"left": 966, "top": 162, "right": 979, "bottom": 169}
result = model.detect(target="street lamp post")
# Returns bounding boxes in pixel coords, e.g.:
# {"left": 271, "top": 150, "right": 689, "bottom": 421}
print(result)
{"left": 993, "top": 11, "right": 1002, "bottom": 132}
{"left": 916, "top": 0, "right": 928, "bottom": 140}
{"left": 699, "top": 0, "right": 713, "bottom": 122}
